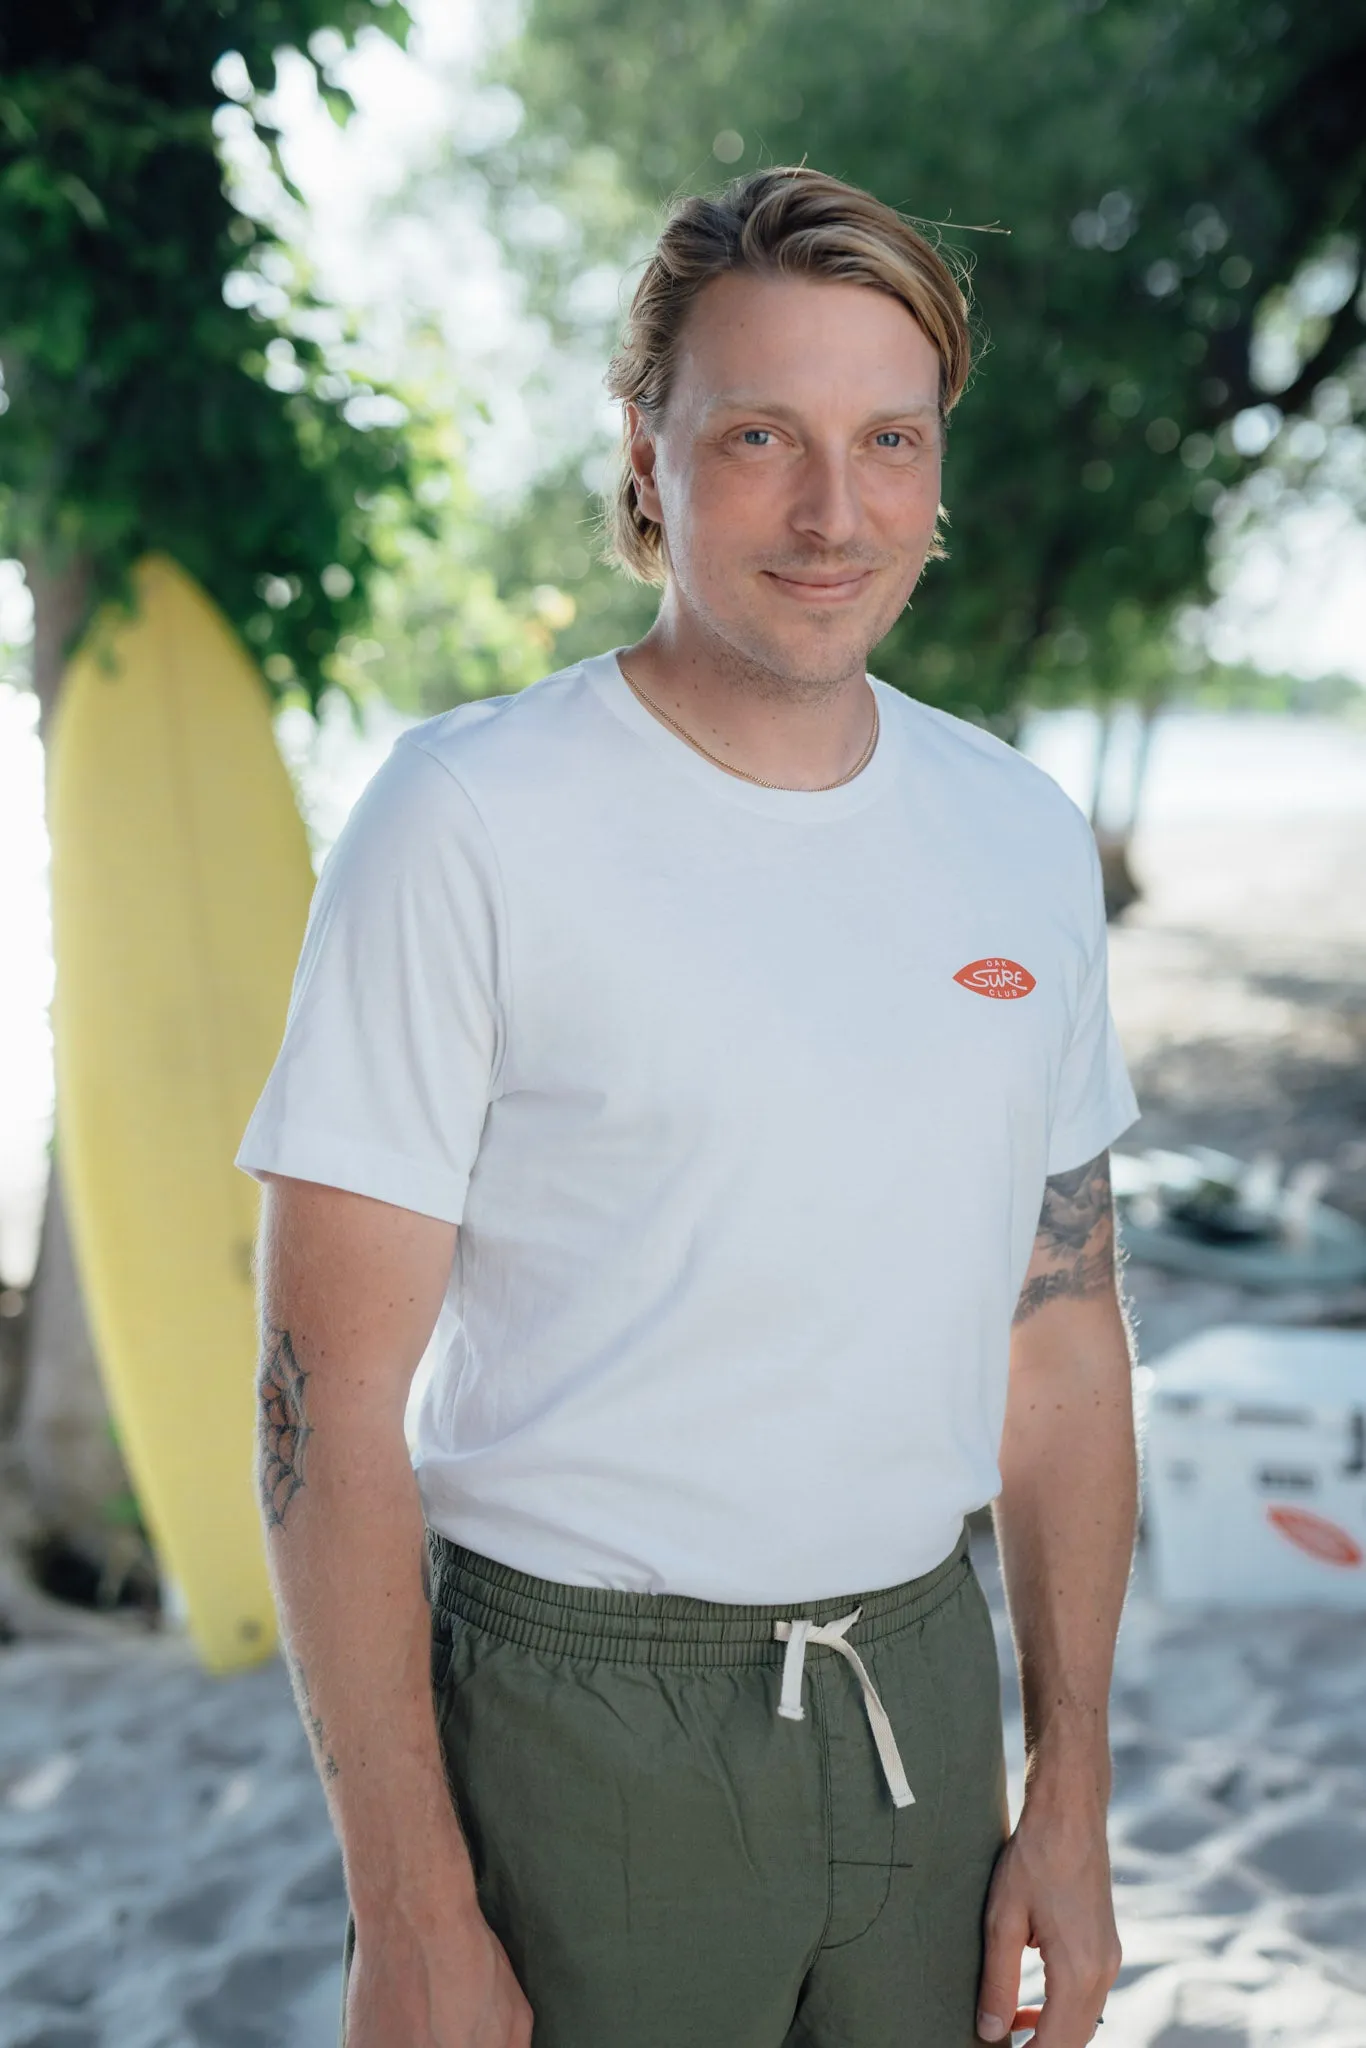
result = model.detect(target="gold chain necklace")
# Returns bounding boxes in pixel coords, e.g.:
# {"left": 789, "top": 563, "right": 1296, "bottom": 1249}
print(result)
{"left": 616, "top": 659, "right": 879, "bottom": 793}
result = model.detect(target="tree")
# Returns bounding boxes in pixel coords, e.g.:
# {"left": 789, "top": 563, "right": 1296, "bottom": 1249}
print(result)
{"left": 0, "top": 2, "right": 433, "bottom": 719}
{"left": 481, "top": 0, "right": 1365, "bottom": 731}
{"left": 0, "top": 0, "right": 429, "bottom": 1625}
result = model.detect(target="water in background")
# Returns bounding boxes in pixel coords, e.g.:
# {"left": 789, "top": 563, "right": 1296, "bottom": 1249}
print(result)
{"left": 1021, "top": 705, "right": 1366, "bottom": 823}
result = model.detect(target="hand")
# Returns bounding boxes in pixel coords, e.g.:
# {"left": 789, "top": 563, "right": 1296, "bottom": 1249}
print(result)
{"left": 975, "top": 1797, "right": 1119, "bottom": 2045}
{"left": 345, "top": 1902, "right": 533, "bottom": 2048}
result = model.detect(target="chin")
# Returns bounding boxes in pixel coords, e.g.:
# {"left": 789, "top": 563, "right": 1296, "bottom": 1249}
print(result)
{"left": 690, "top": 583, "right": 890, "bottom": 692}
{"left": 750, "top": 610, "right": 883, "bottom": 690}
{"left": 786, "top": 640, "right": 873, "bottom": 689}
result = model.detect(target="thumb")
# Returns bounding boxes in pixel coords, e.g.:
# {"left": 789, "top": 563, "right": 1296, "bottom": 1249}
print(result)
{"left": 977, "top": 1895, "right": 1029, "bottom": 2043}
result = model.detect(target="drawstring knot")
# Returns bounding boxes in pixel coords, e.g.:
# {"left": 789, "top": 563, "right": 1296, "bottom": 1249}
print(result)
{"left": 774, "top": 1608, "right": 915, "bottom": 1810}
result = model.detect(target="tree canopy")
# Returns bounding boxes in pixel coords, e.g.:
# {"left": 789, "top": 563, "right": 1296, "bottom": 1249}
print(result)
{"left": 0, "top": 0, "right": 430, "bottom": 706}
{"left": 488, "top": 0, "right": 1365, "bottom": 725}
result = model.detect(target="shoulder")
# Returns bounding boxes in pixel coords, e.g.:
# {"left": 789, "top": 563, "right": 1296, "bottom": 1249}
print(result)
{"left": 877, "top": 682, "right": 1094, "bottom": 858}
{"left": 329, "top": 660, "right": 611, "bottom": 889}
{"left": 395, "top": 661, "right": 601, "bottom": 793}
{"left": 318, "top": 676, "right": 578, "bottom": 876}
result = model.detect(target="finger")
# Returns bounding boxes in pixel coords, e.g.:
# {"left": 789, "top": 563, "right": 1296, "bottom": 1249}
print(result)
{"left": 1030, "top": 1936, "right": 1119, "bottom": 2046}
{"left": 976, "top": 1901, "right": 1029, "bottom": 2042}
{"left": 1027, "top": 1979, "right": 1108, "bottom": 2047}
{"left": 1031, "top": 2015, "right": 1108, "bottom": 2045}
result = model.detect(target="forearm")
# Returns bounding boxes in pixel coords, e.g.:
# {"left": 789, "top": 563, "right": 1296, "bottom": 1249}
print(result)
{"left": 254, "top": 1180, "right": 473, "bottom": 1933}
{"left": 253, "top": 1183, "right": 532, "bottom": 2045}
{"left": 260, "top": 1331, "right": 474, "bottom": 1926}
{"left": 994, "top": 1300, "right": 1137, "bottom": 1807}
{"left": 978, "top": 1151, "right": 1134, "bottom": 2041}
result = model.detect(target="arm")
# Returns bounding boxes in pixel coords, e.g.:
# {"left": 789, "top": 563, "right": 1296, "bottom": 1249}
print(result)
{"left": 976, "top": 1151, "right": 1136, "bottom": 2047}
{"left": 257, "top": 1175, "right": 531, "bottom": 2048}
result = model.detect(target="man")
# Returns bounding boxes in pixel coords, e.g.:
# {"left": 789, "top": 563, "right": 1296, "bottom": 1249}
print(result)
{"left": 239, "top": 165, "right": 1139, "bottom": 2048}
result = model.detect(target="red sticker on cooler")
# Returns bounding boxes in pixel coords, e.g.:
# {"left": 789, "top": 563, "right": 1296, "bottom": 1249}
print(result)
{"left": 1266, "top": 1504, "right": 1364, "bottom": 1569}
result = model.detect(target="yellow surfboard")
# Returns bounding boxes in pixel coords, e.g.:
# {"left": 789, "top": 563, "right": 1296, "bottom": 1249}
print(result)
{"left": 49, "top": 555, "right": 316, "bottom": 1671}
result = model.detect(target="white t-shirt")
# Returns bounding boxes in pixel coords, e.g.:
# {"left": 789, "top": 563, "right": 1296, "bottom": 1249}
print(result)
{"left": 238, "top": 652, "right": 1137, "bottom": 1601}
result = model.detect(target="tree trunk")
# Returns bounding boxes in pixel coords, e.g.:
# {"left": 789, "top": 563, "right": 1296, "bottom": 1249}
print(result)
{"left": 1096, "top": 827, "right": 1141, "bottom": 922}
{"left": 1126, "top": 694, "right": 1163, "bottom": 836}
{"left": 22, "top": 549, "right": 92, "bottom": 729}
{"left": 1094, "top": 694, "right": 1166, "bottom": 922}
{"left": 15, "top": 1154, "right": 131, "bottom": 1560}
{"left": 1088, "top": 701, "right": 1115, "bottom": 830}
{"left": 2, "top": 549, "right": 147, "bottom": 1633}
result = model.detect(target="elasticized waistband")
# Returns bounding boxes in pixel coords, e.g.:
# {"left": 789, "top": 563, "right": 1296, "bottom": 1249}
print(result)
{"left": 427, "top": 1523, "right": 973, "bottom": 1669}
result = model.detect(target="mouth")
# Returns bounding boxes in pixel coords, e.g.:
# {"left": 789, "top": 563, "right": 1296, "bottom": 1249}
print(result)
{"left": 762, "top": 568, "right": 876, "bottom": 605}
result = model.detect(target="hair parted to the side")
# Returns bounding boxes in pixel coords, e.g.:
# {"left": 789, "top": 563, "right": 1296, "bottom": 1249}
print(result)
{"left": 604, "top": 165, "right": 973, "bottom": 583}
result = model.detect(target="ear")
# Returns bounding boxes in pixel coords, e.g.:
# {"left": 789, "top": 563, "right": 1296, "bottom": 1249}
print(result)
{"left": 626, "top": 403, "right": 663, "bottom": 526}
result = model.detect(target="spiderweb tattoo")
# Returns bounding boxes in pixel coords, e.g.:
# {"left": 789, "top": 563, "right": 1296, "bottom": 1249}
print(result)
{"left": 257, "top": 1325, "right": 313, "bottom": 1529}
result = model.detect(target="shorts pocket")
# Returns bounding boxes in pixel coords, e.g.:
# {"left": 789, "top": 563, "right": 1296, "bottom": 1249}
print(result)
{"left": 430, "top": 1610, "right": 481, "bottom": 1697}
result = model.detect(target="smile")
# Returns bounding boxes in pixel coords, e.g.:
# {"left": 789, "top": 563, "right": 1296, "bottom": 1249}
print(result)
{"left": 762, "top": 569, "right": 875, "bottom": 603}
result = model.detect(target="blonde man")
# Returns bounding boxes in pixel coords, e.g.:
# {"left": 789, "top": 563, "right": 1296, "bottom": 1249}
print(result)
{"left": 240, "top": 166, "right": 1138, "bottom": 2048}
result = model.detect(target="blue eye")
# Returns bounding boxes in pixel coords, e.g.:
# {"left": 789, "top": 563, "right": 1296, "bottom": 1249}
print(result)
{"left": 741, "top": 429, "right": 772, "bottom": 445}
{"left": 875, "top": 431, "right": 904, "bottom": 448}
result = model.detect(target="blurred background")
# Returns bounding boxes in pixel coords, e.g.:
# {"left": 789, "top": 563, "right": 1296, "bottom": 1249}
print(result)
{"left": 1, "top": 1, "right": 1365, "bottom": 2043}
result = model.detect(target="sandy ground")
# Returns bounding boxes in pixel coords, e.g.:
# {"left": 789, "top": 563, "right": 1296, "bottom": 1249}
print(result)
{"left": 1115, "top": 809, "right": 1366, "bottom": 1360}
{"left": 0, "top": 1640, "right": 344, "bottom": 2048}
{"left": 2, "top": 793, "right": 1365, "bottom": 2048}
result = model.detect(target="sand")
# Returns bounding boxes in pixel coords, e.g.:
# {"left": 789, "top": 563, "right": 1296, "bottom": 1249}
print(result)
{"left": 0, "top": 1637, "right": 342, "bottom": 2048}
{"left": 991, "top": 1537, "right": 1366, "bottom": 2046}
{"left": 3, "top": 725, "right": 1366, "bottom": 2047}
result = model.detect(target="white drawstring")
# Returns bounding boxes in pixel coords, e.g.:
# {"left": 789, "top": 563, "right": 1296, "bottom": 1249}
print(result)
{"left": 774, "top": 1607, "right": 915, "bottom": 1810}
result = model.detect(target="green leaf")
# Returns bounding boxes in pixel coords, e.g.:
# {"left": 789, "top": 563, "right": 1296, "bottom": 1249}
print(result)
{"left": 56, "top": 174, "right": 107, "bottom": 229}
{"left": 0, "top": 95, "right": 36, "bottom": 144}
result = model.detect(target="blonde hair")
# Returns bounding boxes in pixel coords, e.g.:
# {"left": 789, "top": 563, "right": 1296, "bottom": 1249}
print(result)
{"left": 605, "top": 165, "right": 973, "bottom": 583}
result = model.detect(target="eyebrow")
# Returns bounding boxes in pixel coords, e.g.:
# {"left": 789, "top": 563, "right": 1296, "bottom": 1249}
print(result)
{"left": 704, "top": 395, "right": 941, "bottom": 426}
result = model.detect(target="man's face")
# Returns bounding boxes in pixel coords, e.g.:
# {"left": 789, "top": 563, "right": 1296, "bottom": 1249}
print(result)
{"left": 629, "top": 271, "right": 944, "bottom": 690}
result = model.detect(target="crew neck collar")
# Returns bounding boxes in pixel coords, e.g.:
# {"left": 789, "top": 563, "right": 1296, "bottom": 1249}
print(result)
{"left": 585, "top": 650, "right": 898, "bottom": 822}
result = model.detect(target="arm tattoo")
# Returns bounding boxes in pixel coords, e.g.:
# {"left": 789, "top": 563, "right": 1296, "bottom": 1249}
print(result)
{"left": 257, "top": 1325, "right": 312, "bottom": 1529}
{"left": 287, "top": 1650, "right": 340, "bottom": 1781}
{"left": 1013, "top": 1151, "right": 1116, "bottom": 1326}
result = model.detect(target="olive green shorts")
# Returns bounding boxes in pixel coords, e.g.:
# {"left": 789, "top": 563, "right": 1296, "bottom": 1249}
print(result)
{"left": 345, "top": 1523, "right": 1007, "bottom": 2047}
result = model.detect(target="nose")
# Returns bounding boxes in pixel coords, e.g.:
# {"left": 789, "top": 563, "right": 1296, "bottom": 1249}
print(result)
{"left": 787, "top": 442, "right": 862, "bottom": 550}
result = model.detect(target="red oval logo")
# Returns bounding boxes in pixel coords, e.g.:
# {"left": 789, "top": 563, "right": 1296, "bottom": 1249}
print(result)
{"left": 953, "top": 957, "right": 1036, "bottom": 1001}
{"left": 1267, "top": 1505, "right": 1364, "bottom": 1569}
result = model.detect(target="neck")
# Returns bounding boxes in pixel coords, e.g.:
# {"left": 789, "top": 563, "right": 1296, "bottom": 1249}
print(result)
{"left": 620, "top": 604, "right": 876, "bottom": 792}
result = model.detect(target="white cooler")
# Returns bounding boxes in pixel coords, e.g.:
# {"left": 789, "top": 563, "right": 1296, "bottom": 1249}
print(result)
{"left": 1140, "top": 1324, "right": 1366, "bottom": 1608}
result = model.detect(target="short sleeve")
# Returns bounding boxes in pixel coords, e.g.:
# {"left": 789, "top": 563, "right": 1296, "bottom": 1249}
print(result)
{"left": 1046, "top": 830, "right": 1140, "bottom": 1175}
{"left": 235, "top": 736, "right": 505, "bottom": 1223}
